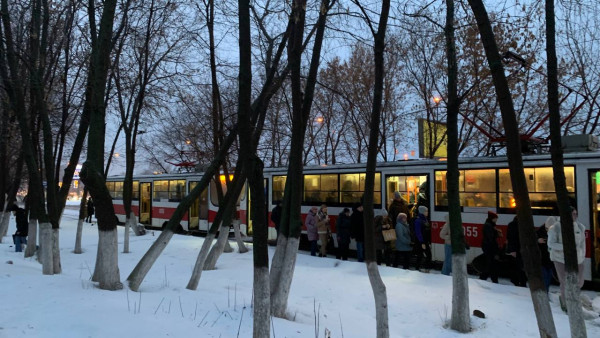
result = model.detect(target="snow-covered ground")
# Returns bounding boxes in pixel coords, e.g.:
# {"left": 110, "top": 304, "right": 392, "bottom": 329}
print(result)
{"left": 2, "top": 206, "right": 600, "bottom": 338}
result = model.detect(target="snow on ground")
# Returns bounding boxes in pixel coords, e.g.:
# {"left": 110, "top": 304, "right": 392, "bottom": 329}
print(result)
{"left": 2, "top": 206, "right": 600, "bottom": 338}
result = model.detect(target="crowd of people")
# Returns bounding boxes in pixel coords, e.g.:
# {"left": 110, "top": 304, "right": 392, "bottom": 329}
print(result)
{"left": 271, "top": 191, "right": 589, "bottom": 308}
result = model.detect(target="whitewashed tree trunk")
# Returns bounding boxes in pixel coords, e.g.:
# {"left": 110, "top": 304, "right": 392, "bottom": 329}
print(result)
{"left": 186, "top": 232, "right": 217, "bottom": 290}
{"left": 0, "top": 211, "right": 9, "bottom": 242}
{"left": 254, "top": 266, "right": 270, "bottom": 337}
{"left": 565, "top": 272, "right": 587, "bottom": 338}
{"left": 204, "top": 224, "right": 230, "bottom": 270}
{"left": 124, "top": 212, "right": 136, "bottom": 253}
{"left": 96, "top": 228, "right": 122, "bottom": 290}
{"left": 25, "top": 218, "right": 37, "bottom": 257}
{"left": 233, "top": 219, "right": 248, "bottom": 253}
{"left": 450, "top": 254, "right": 470, "bottom": 332}
{"left": 74, "top": 218, "right": 84, "bottom": 254}
{"left": 224, "top": 239, "right": 233, "bottom": 253}
{"left": 366, "top": 261, "right": 389, "bottom": 338}
{"left": 531, "top": 289, "right": 558, "bottom": 338}
{"left": 270, "top": 236, "right": 300, "bottom": 318}
{"left": 52, "top": 228, "right": 61, "bottom": 274}
{"left": 130, "top": 212, "right": 143, "bottom": 236}
{"left": 92, "top": 236, "right": 102, "bottom": 282}
{"left": 127, "top": 229, "right": 175, "bottom": 291}
{"left": 39, "top": 222, "right": 54, "bottom": 275}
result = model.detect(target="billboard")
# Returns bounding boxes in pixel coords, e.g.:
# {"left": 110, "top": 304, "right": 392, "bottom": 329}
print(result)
{"left": 418, "top": 118, "right": 448, "bottom": 158}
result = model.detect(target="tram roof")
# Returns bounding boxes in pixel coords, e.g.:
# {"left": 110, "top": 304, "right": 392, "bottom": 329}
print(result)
{"left": 106, "top": 150, "right": 600, "bottom": 181}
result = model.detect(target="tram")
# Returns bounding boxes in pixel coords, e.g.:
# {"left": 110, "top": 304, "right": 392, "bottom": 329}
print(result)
{"left": 106, "top": 149, "right": 600, "bottom": 283}
{"left": 106, "top": 173, "right": 248, "bottom": 233}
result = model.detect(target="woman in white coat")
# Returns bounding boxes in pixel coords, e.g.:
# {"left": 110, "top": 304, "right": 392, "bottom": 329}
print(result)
{"left": 546, "top": 207, "right": 586, "bottom": 309}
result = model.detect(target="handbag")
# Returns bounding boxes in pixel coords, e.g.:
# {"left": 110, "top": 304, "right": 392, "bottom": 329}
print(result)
{"left": 382, "top": 229, "right": 396, "bottom": 242}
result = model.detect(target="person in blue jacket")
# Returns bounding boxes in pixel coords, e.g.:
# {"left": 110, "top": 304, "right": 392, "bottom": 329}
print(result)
{"left": 394, "top": 213, "right": 413, "bottom": 269}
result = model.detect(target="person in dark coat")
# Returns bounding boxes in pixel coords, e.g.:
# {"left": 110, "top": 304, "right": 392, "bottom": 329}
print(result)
{"left": 413, "top": 205, "right": 431, "bottom": 272}
{"left": 479, "top": 211, "right": 501, "bottom": 283}
{"left": 350, "top": 203, "right": 365, "bottom": 262}
{"left": 271, "top": 202, "right": 282, "bottom": 237}
{"left": 86, "top": 198, "right": 95, "bottom": 223}
{"left": 10, "top": 205, "right": 28, "bottom": 252}
{"left": 506, "top": 216, "right": 527, "bottom": 287}
{"left": 388, "top": 191, "right": 411, "bottom": 226}
{"left": 537, "top": 216, "right": 556, "bottom": 293}
{"left": 336, "top": 208, "right": 352, "bottom": 260}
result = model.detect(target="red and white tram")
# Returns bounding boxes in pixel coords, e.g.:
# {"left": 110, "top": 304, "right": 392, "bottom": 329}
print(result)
{"left": 107, "top": 150, "right": 600, "bottom": 283}
{"left": 106, "top": 173, "right": 248, "bottom": 233}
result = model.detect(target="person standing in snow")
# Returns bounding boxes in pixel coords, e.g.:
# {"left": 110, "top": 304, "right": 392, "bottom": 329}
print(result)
{"left": 305, "top": 206, "right": 319, "bottom": 256}
{"left": 271, "top": 201, "right": 282, "bottom": 237}
{"left": 336, "top": 208, "right": 352, "bottom": 260}
{"left": 479, "top": 211, "right": 501, "bottom": 283}
{"left": 537, "top": 216, "right": 556, "bottom": 293}
{"left": 316, "top": 204, "right": 330, "bottom": 257}
{"left": 388, "top": 191, "right": 411, "bottom": 226}
{"left": 413, "top": 205, "right": 431, "bottom": 272}
{"left": 547, "top": 207, "right": 586, "bottom": 311}
{"left": 394, "top": 213, "right": 413, "bottom": 269}
{"left": 351, "top": 203, "right": 365, "bottom": 262}
{"left": 86, "top": 198, "right": 95, "bottom": 223}
{"left": 10, "top": 205, "right": 28, "bottom": 252}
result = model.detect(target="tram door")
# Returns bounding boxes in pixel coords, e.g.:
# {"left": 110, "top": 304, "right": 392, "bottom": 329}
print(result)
{"left": 385, "top": 175, "right": 428, "bottom": 210}
{"left": 591, "top": 170, "right": 600, "bottom": 281}
{"left": 188, "top": 181, "right": 208, "bottom": 231}
{"left": 140, "top": 183, "right": 152, "bottom": 225}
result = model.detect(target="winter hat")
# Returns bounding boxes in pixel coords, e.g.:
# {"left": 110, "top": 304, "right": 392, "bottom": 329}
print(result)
{"left": 487, "top": 211, "right": 498, "bottom": 219}
{"left": 418, "top": 205, "right": 428, "bottom": 214}
{"left": 394, "top": 191, "right": 402, "bottom": 199}
{"left": 545, "top": 216, "right": 558, "bottom": 229}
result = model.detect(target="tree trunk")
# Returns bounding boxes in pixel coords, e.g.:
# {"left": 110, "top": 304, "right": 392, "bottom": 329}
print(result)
{"left": 270, "top": 0, "right": 331, "bottom": 319}
{"left": 186, "top": 232, "right": 216, "bottom": 290}
{"left": 545, "top": 0, "right": 586, "bottom": 335}
{"left": 52, "top": 228, "right": 61, "bottom": 274}
{"left": 467, "top": 1, "right": 557, "bottom": 336}
{"left": 39, "top": 222, "right": 54, "bottom": 275}
{"left": 74, "top": 218, "right": 84, "bottom": 254}
{"left": 445, "top": 0, "right": 470, "bottom": 332}
{"left": 127, "top": 131, "right": 237, "bottom": 291}
{"left": 233, "top": 219, "right": 248, "bottom": 253}
{"left": 74, "top": 189, "right": 88, "bottom": 254}
{"left": 0, "top": 212, "right": 8, "bottom": 242}
{"left": 204, "top": 224, "right": 231, "bottom": 270}
{"left": 95, "top": 228, "right": 122, "bottom": 290}
{"left": 123, "top": 212, "right": 134, "bottom": 253}
{"left": 25, "top": 218, "right": 37, "bottom": 258}
{"left": 451, "top": 254, "right": 470, "bottom": 332}
{"left": 360, "top": 1, "right": 390, "bottom": 337}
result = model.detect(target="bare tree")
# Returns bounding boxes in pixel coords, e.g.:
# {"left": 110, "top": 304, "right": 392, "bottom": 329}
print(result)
{"left": 546, "top": 0, "right": 587, "bottom": 335}
{"left": 269, "top": 0, "right": 334, "bottom": 319}
{"left": 467, "top": 0, "right": 557, "bottom": 336}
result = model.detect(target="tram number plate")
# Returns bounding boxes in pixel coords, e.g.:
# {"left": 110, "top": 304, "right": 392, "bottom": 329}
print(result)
{"left": 464, "top": 226, "right": 478, "bottom": 238}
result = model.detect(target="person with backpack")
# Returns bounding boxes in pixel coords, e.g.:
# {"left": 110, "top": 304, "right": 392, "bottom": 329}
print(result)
{"left": 413, "top": 205, "right": 431, "bottom": 272}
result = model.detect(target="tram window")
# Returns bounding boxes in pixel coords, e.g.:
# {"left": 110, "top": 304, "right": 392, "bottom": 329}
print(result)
{"left": 304, "top": 174, "right": 339, "bottom": 204}
{"left": 153, "top": 180, "right": 169, "bottom": 201}
{"left": 106, "top": 182, "right": 115, "bottom": 199}
{"left": 132, "top": 181, "right": 139, "bottom": 200}
{"left": 209, "top": 178, "right": 246, "bottom": 207}
{"left": 498, "top": 167, "right": 575, "bottom": 211}
{"left": 113, "top": 181, "right": 124, "bottom": 199}
{"left": 169, "top": 180, "right": 186, "bottom": 201}
{"left": 272, "top": 176, "right": 286, "bottom": 203}
{"left": 435, "top": 169, "right": 496, "bottom": 208}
